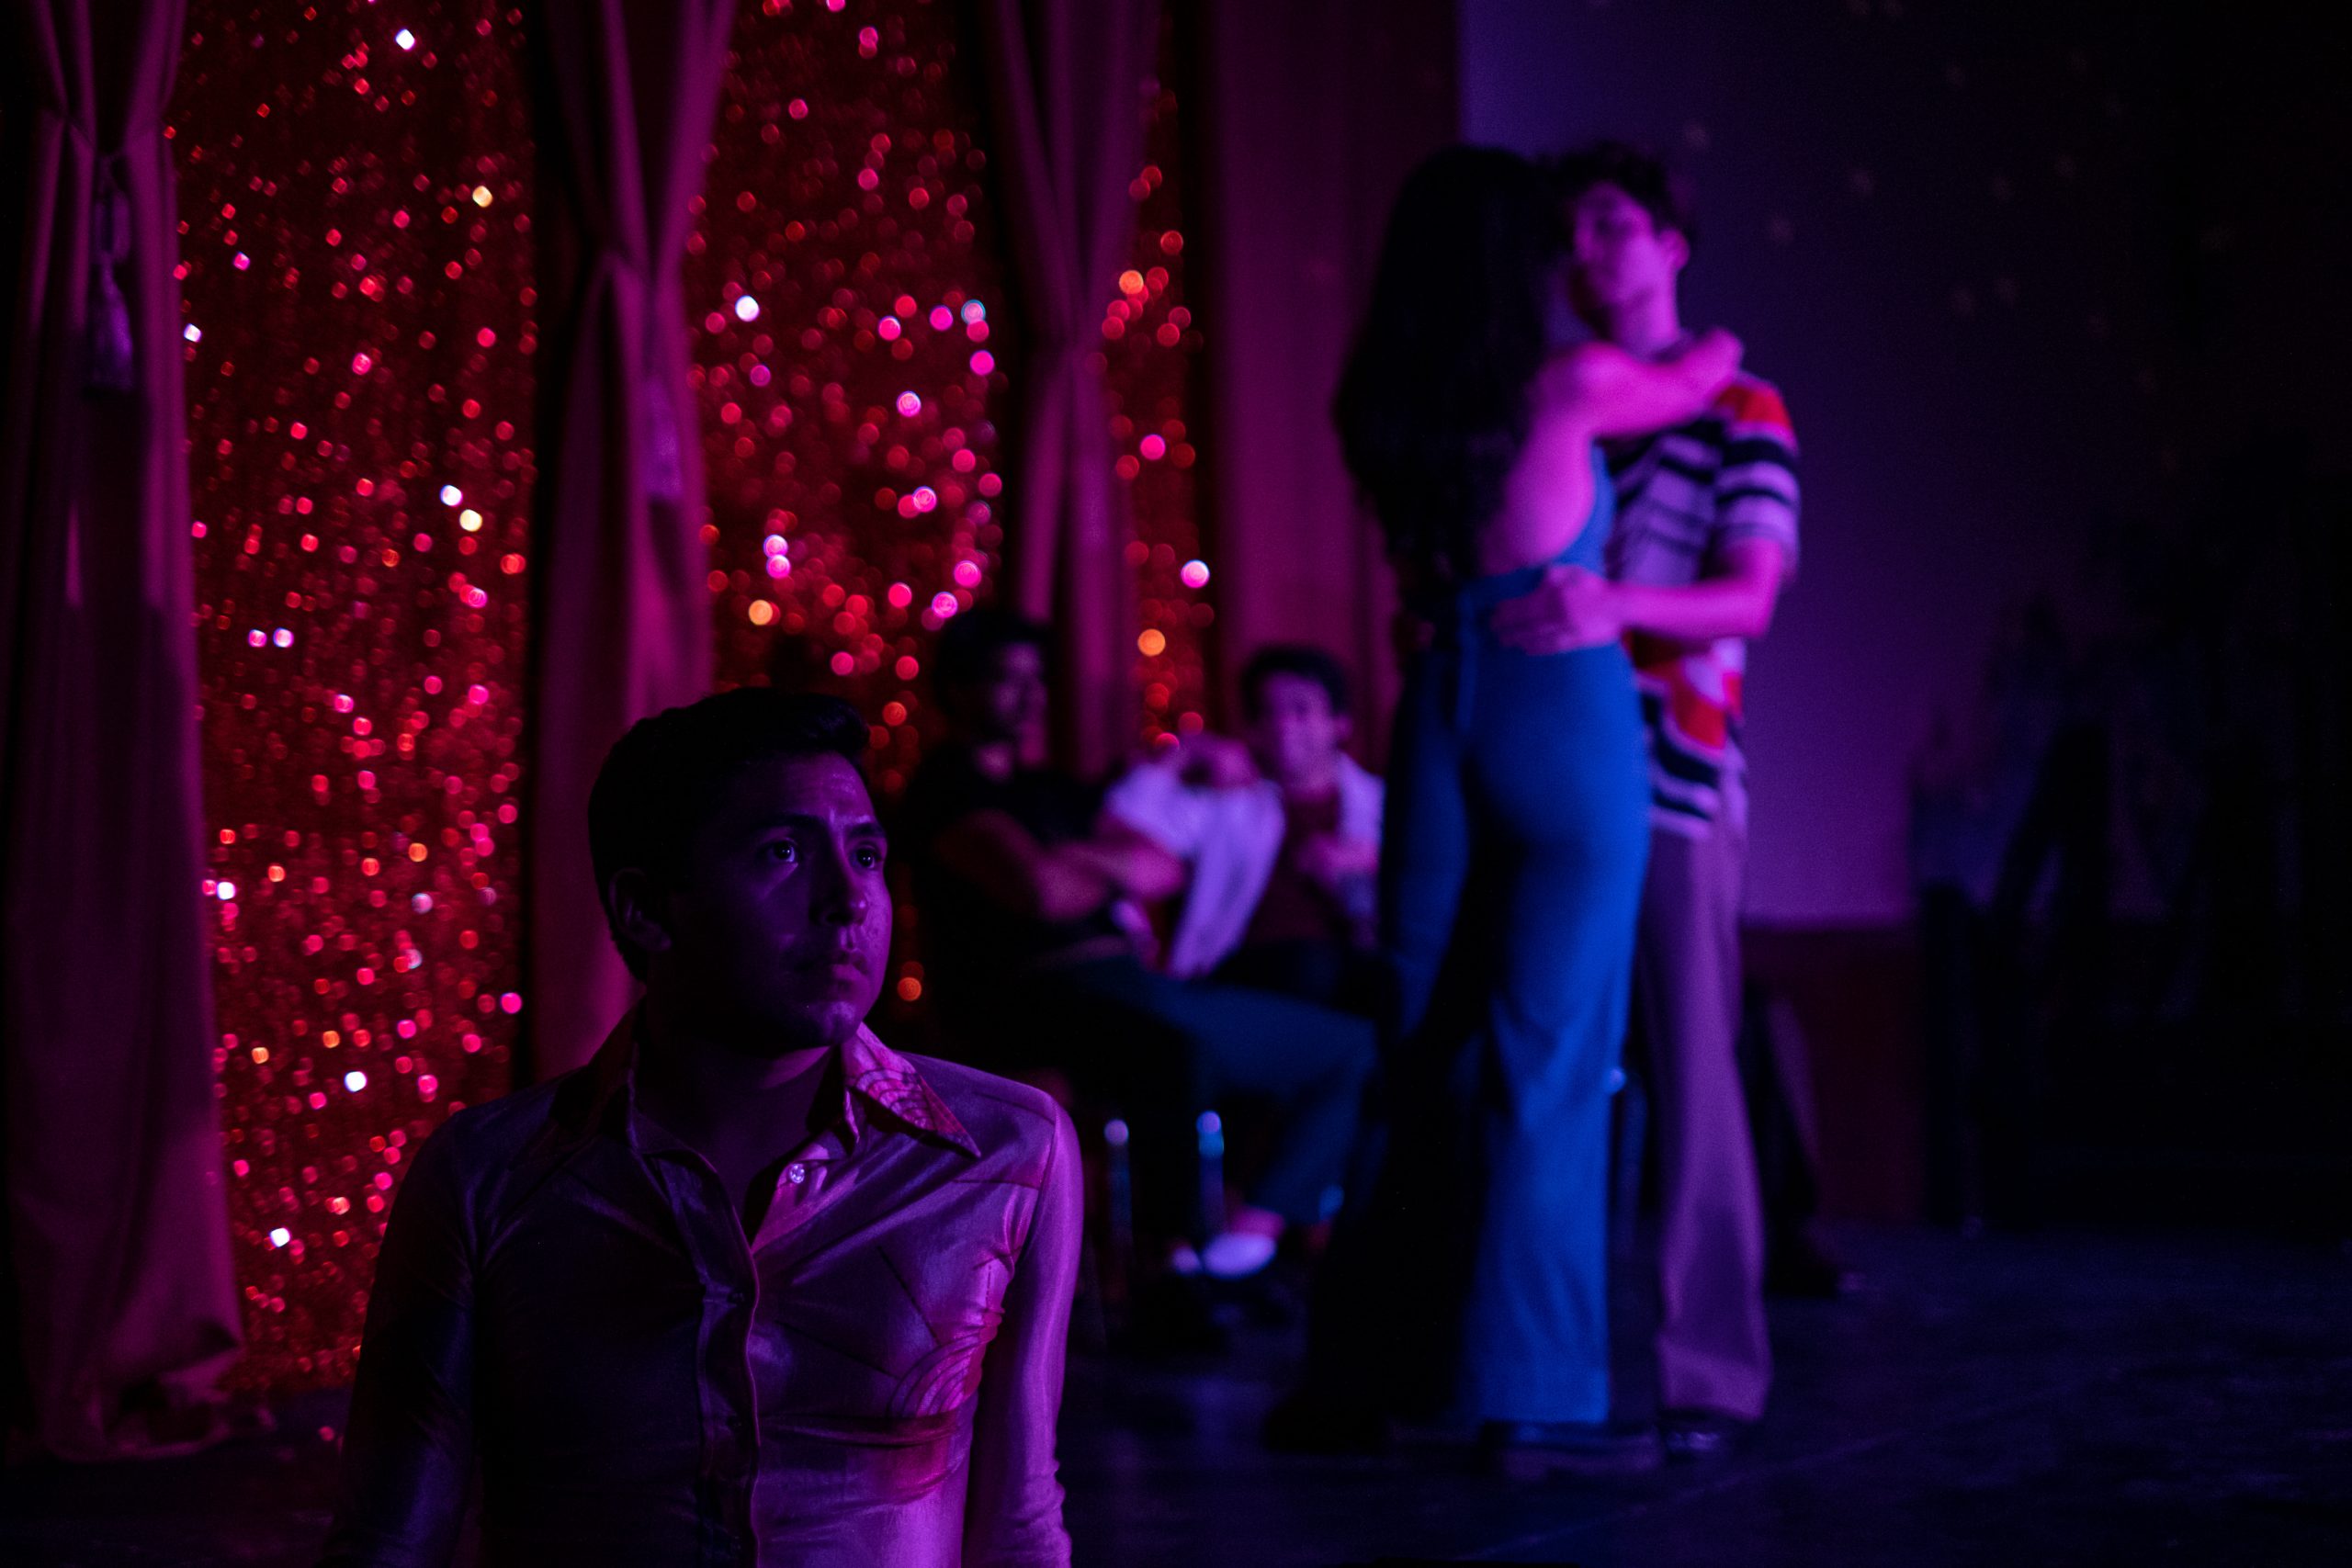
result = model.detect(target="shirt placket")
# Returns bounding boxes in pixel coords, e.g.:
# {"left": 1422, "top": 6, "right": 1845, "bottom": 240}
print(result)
{"left": 639, "top": 1108, "right": 858, "bottom": 1568}
{"left": 643, "top": 1151, "right": 764, "bottom": 1567}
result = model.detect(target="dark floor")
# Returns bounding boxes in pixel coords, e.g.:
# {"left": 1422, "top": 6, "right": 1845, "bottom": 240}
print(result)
{"left": 5, "top": 1225, "right": 2350, "bottom": 1565}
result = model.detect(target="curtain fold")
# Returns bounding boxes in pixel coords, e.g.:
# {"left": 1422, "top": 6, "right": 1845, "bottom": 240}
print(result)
{"left": 1189, "top": 0, "right": 1457, "bottom": 764}
{"left": 980, "top": 0, "right": 1160, "bottom": 780}
{"left": 526, "top": 0, "right": 737, "bottom": 1078}
{"left": 0, "top": 0, "right": 244, "bottom": 1459}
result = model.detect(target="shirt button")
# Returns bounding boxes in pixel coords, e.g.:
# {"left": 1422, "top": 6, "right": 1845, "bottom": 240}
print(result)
{"left": 785, "top": 1163, "right": 807, "bottom": 1185}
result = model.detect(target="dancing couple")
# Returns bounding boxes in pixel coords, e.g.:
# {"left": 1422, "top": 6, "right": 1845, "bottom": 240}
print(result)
{"left": 1277, "top": 141, "right": 1797, "bottom": 1476}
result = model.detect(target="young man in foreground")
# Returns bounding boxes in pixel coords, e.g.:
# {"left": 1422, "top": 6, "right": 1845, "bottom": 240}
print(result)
{"left": 323, "top": 690, "right": 1080, "bottom": 1566}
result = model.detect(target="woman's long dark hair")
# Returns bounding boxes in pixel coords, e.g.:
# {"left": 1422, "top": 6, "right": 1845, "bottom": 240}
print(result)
{"left": 1333, "top": 146, "right": 1566, "bottom": 583}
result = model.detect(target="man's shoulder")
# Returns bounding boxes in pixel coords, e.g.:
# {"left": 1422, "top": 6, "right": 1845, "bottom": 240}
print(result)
{"left": 899, "top": 1052, "right": 1073, "bottom": 1171}
{"left": 424, "top": 1076, "right": 564, "bottom": 1156}
{"left": 1708, "top": 371, "right": 1795, "bottom": 445}
{"left": 394, "top": 1076, "right": 569, "bottom": 1209}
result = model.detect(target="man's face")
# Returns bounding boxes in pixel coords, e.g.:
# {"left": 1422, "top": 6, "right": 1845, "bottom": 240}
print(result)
{"left": 959, "top": 642, "right": 1049, "bottom": 749}
{"left": 640, "top": 752, "right": 891, "bottom": 1054}
{"left": 1567, "top": 183, "right": 1688, "bottom": 319}
{"left": 1247, "top": 673, "right": 1349, "bottom": 792}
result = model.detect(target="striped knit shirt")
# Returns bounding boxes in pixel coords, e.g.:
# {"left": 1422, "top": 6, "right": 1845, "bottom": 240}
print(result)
{"left": 1601, "top": 371, "right": 1800, "bottom": 837}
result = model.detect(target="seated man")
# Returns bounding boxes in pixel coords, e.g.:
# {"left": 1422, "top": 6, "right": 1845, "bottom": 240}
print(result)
{"left": 898, "top": 611, "right": 1376, "bottom": 1280}
{"left": 1106, "top": 644, "right": 1385, "bottom": 1019}
{"left": 323, "top": 691, "right": 1080, "bottom": 1568}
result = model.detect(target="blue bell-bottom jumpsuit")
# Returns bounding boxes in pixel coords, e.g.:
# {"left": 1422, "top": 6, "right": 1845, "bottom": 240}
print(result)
{"left": 1378, "top": 453, "right": 1650, "bottom": 1424}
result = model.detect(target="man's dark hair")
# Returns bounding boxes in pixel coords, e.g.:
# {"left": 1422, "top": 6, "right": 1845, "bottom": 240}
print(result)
{"left": 931, "top": 606, "right": 1049, "bottom": 694}
{"left": 588, "top": 688, "right": 871, "bottom": 977}
{"left": 1240, "top": 644, "right": 1351, "bottom": 720}
{"left": 1551, "top": 140, "right": 1699, "bottom": 252}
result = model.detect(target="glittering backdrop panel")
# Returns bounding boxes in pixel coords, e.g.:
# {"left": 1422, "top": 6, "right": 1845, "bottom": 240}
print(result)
{"left": 175, "top": 1, "right": 534, "bottom": 1391}
{"left": 689, "top": 0, "right": 1207, "bottom": 761}
{"left": 1105, "top": 17, "right": 1212, "bottom": 746}
{"left": 687, "top": 0, "right": 1010, "bottom": 794}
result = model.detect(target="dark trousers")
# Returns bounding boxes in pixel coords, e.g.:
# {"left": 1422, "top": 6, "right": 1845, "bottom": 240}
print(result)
{"left": 1634, "top": 824, "right": 1771, "bottom": 1420}
{"left": 1013, "top": 954, "right": 1376, "bottom": 1233}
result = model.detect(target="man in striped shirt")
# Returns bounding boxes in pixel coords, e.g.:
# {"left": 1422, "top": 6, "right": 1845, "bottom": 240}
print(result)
{"left": 1492, "top": 143, "right": 1799, "bottom": 1453}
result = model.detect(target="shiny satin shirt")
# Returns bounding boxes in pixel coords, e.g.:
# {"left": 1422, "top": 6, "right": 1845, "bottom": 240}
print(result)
{"left": 321, "top": 1014, "right": 1081, "bottom": 1567}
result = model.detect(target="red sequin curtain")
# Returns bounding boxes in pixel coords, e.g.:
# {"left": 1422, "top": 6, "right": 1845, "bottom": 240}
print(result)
{"left": 175, "top": 0, "right": 534, "bottom": 1391}
{"left": 687, "top": 0, "right": 1011, "bottom": 804}
{"left": 170, "top": 0, "right": 1208, "bottom": 1389}
{"left": 692, "top": 2, "right": 1211, "bottom": 771}
{"left": 1106, "top": 14, "right": 1213, "bottom": 746}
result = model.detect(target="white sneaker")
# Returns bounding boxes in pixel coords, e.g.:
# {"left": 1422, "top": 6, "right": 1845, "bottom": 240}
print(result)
{"left": 1202, "top": 1230, "right": 1279, "bottom": 1280}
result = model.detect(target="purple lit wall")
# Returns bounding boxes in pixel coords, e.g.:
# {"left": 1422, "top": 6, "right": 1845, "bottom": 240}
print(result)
{"left": 1460, "top": 0, "right": 2347, "bottom": 925}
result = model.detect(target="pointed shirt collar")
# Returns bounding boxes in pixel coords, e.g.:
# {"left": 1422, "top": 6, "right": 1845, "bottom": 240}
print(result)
{"left": 563, "top": 1010, "right": 978, "bottom": 1159}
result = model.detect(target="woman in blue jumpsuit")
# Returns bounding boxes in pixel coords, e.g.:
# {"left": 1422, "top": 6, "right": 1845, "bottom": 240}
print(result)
{"left": 1311, "top": 147, "right": 1738, "bottom": 1472}
{"left": 1376, "top": 448, "right": 1647, "bottom": 1434}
